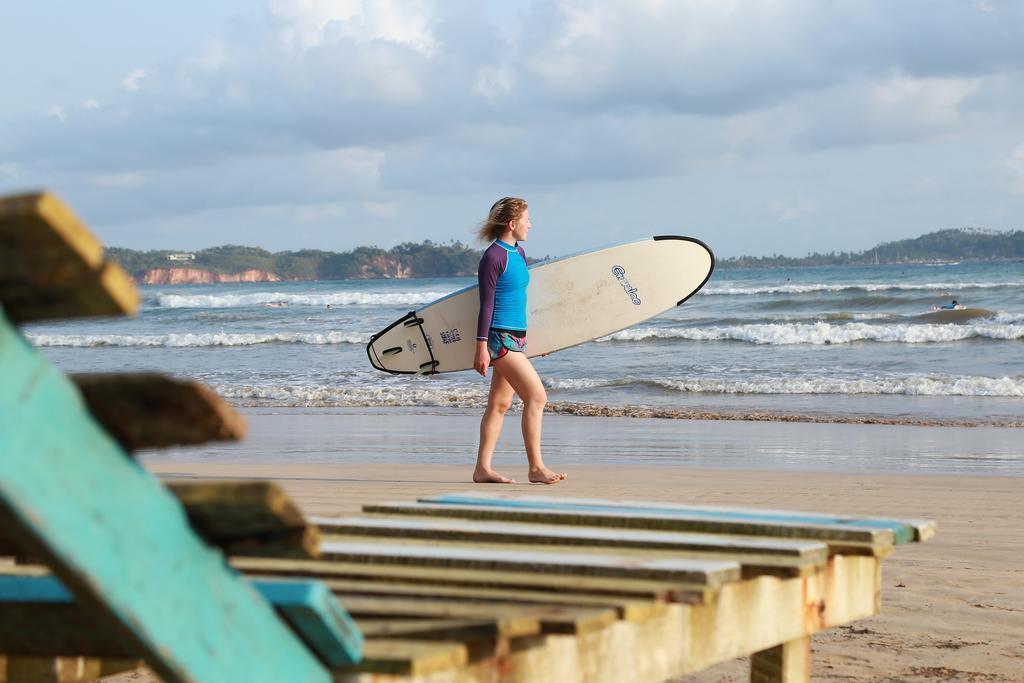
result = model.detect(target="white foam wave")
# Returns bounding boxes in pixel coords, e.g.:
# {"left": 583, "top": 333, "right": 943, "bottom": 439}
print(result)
{"left": 27, "top": 331, "right": 369, "bottom": 348}
{"left": 213, "top": 383, "right": 488, "bottom": 407}
{"left": 601, "top": 322, "right": 1024, "bottom": 345}
{"left": 547, "top": 375, "right": 1024, "bottom": 397}
{"left": 702, "top": 281, "right": 1024, "bottom": 296}
{"left": 155, "top": 290, "right": 449, "bottom": 308}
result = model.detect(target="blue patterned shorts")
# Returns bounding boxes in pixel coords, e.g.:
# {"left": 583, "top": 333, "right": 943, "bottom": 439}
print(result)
{"left": 487, "top": 328, "right": 527, "bottom": 361}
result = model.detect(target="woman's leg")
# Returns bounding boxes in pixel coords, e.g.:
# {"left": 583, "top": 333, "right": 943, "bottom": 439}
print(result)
{"left": 491, "top": 352, "right": 566, "bottom": 484}
{"left": 473, "top": 367, "right": 516, "bottom": 483}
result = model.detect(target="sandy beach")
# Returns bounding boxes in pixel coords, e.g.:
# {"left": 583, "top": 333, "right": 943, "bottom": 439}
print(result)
{"left": 136, "top": 409, "right": 1024, "bottom": 682}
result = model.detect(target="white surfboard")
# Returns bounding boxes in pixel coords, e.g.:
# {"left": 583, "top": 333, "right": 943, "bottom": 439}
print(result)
{"left": 366, "top": 235, "right": 714, "bottom": 374}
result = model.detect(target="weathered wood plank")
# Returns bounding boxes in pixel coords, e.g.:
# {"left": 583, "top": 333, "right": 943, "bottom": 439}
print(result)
{"left": 0, "top": 574, "right": 363, "bottom": 667}
{"left": 750, "top": 636, "right": 812, "bottom": 683}
{"left": 0, "top": 192, "right": 138, "bottom": 322}
{"left": 72, "top": 374, "right": 246, "bottom": 452}
{"left": 232, "top": 557, "right": 704, "bottom": 603}
{"left": 0, "top": 314, "right": 334, "bottom": 683}
{"left": 356, "top": 618, "right": 536, "bottom": 641}
{"left": 367, "top": 501, "right": 894, "bottom": 549}
{"left": 318, "top": 539, "right": 739, "bottom": 587}
{"left": 421, "top": 493, "right": 934, "bottom": 544}
{"left": 314, "top": 515, "right": 828, "bottom": 559}
{"left": 310, "top": 577, "right": 662, "bottom": 622}
{"left": 335, "top": 595, "right": 616, "bottom": 636}
{"left": 317, "top": 516, "right": 827, "bottom": 578}
{"left": 166, "top": 480, "right": 319, "bottom": 558}
{"left": 348, "top": 640, "right": 468, "bottom": 677}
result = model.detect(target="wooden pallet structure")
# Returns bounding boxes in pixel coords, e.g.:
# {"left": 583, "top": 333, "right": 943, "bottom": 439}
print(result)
{"left": 0, "top": 191, "right": 361, "bottom": 683}
{"left": 0, "top": 191, "right": 937, "bottom": 683}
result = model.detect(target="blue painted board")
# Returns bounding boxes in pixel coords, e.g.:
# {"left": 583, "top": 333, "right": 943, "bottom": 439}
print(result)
{"left": 422, "top": 494, "right": 920, "bottom": 545}
{"left": 0, "top": 313, "right": 334, "bottom": 683}
{"left": 0, "top": 574, "right": 362, "bottom": 667}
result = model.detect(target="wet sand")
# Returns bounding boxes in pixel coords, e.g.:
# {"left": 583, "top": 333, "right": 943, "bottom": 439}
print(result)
{"left": 135, "top": 409, "right": 1024, "bottom": 681}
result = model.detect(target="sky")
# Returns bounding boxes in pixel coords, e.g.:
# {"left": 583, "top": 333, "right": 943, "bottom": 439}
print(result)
{"left": 2, "top": 1, "right": 1023, "bottom": 259}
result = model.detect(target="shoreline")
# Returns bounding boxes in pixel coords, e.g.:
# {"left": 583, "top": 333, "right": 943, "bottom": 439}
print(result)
{"left": 213, "top": 400, "right": 1024, "bottom": 429}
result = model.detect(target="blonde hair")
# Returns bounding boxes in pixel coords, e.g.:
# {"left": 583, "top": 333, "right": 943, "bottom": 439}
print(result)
{"left": 476, "top": 197, "right": 527, "bottom": 243}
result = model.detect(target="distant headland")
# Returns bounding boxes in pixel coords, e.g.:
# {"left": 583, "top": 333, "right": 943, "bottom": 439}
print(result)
{"left": 109, "top": 228, "right": 1022, "bottom": 284}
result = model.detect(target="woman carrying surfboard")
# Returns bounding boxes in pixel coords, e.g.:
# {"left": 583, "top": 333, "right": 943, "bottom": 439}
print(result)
{"left": 472, "top": 197, "right": 566, "bottom": 485}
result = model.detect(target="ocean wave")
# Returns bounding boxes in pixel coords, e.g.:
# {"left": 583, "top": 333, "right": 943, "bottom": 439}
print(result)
{"left": 154, "top": 290, "right": 449, "bottom": 308}
{"left": 600, "top": 321, "right": 1024, "bottom": 345}
{"left": 702, "top": 281, "right": 1024, "bottom": 296}
{"left": 545, "top": 375, "right": 1024, "bottom": 397}
{"left": 213, "top": 383, "right": 488, "bottom": 407}
{"left": 27, "top": 331, "right": 370, "bottom": 348}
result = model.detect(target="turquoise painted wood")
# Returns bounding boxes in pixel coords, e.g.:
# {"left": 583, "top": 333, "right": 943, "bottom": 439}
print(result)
{"left": 0, "top": 313, "right": 335, "bottom": 683}
{"left": 251, "top": 579, "right": 363, "bottom": 667}
{"left": 423, "top": 494, "right": 920, "bottom": 545}
{"left": 0, "top": 575, "right": 362, "bottom": 667}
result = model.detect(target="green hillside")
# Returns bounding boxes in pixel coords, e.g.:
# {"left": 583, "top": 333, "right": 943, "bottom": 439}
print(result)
{"left": 720, "top": 228, "right": 1023, "bottom": 268}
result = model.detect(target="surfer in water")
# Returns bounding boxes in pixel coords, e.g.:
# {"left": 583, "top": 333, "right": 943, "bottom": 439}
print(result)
{"left": 472, "top": 197, "right": 566, "bottom": 485}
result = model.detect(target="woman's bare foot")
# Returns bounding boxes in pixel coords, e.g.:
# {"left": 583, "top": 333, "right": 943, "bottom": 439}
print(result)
{"left": 473, "top": 467, "right": 516, "bottom": 484}
{"left": 528, "top": 467, "right": 567, "bottom": 485}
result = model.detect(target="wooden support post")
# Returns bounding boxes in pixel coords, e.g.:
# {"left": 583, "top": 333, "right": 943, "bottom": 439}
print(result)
{"left": 750, "top": 636, "right": 811, "bottom": 683}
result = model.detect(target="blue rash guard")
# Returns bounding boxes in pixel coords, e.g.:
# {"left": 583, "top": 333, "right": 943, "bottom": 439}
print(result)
{"left": 476, "top": 240, "right": 529, "bottom": 340}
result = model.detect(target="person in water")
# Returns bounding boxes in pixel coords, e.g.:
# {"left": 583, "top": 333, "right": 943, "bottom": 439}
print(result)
{"left": 472, "top": 197, "right": 566, "bottom": 485}
{"left": 939, "top": 300, "right": 962, "bottom": 310}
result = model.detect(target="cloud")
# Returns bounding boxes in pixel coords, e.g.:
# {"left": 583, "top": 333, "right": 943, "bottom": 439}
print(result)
{"left": 81, "top": 99, "right": 101, "bottom": 110}
{"left": 769, "top": 195, "right": 816, "bottom": 222}
{"left": 43, "top": 105, "right": 67, "bottom": 122}
{"left": 268, "top": 0, "right": 439, "bottom": 55}
{"left": 121, "top": 68, "right": 147, "bottom": 92}
{"left": 1007, "top": 143, "right": 1024, "bottom": 195}
{"left": 87, "top": 171, "right": 145, "bottom": 189}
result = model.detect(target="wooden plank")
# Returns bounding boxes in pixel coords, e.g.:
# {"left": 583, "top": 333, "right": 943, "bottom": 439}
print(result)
{"left": 317, "top": 516, "right": 827, "bottom": 578}
{"left": 356, "top": 618, "right": 535, "bottom": 641}
{"left": 0, "top": 574, "right": 363, "bottom": 667}
{"left": 1, "top": 482, "right": 319, "bottom": 562}
{"left": 317, "top": 539, "right": 739, "bottom": 587}
{"left": 309, "top": 577, "right": 663, "bottom": 622}
{"left": 72, "top": 374, "right": 246, "bottom": 452}
{"left": 348, "top": 640, "right": 467, "bottom": 677}
{"left": 0, "top": 315, "right": 333, "bottom": 683}
{"left": 367, "top": 501, "right": 894, "bottom": 549}
{"left": 314, "top": 515, "right": 828, "bottom": 559}
{"left": 335, "top": 595, "right": 616, "bottom": 636}
{"left": 750, "top": 636, "right": 811, "bottom": 683}
{"left": 166, "top": 480, "right": 319, "bottom": 558}
{"left": 0, "top": 191, "right": 138, "bottom": 322}
{"left": 421, "top": 493, "right": 934, "bottom": 544}
{"left": 232, "top": 557, "right": 705, "bottom": 603}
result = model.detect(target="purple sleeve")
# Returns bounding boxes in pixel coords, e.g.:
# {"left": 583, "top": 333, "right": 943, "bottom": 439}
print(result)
{"left": 477, "top": 245, "right": 506, "bottom": 340}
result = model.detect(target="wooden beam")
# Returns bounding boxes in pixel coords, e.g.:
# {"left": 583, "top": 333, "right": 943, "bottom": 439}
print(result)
{"left": 347, "top": 640, "right": 468, "bottom": 677}
{"left": 166, "top": 480, "right": 320, "bottom": 558}
{"left": 317, "top": 516, "right": 826, "bottom": 578}
{"left": 421, "top": 493, "right": 935, "bottom": 545}
{"left": 231, "top": 557, "right": 704, "bottom": 603}
{"left": 750, "top": 636, "right": 811, "bottom": 683}
{"left": 0, "top": 574, "right": 362, "bottom": 667}
{"left": 0, "top": 192, "right": 138, "bottom": 322}
{"left": 0, "top": 315, "right": 334, "bottom": 683}
{"left": 367, "top": 501, "right": 894, "bottom": 550}
{"left": 356, "top": 618, "right": 536, "bottom": 641}
{"left": 72, "top": 374, "right": 246, "bottom": 452}
{"left": 317, "top": 539, "right": 740, "bottom": 587}
{"left": 334, "top": 595, "right": 615, "bottom": 636}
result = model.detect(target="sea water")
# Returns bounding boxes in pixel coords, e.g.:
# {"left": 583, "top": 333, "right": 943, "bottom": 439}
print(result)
{"left": 24, "top": 260, "right": 1024, "bottom": 425}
